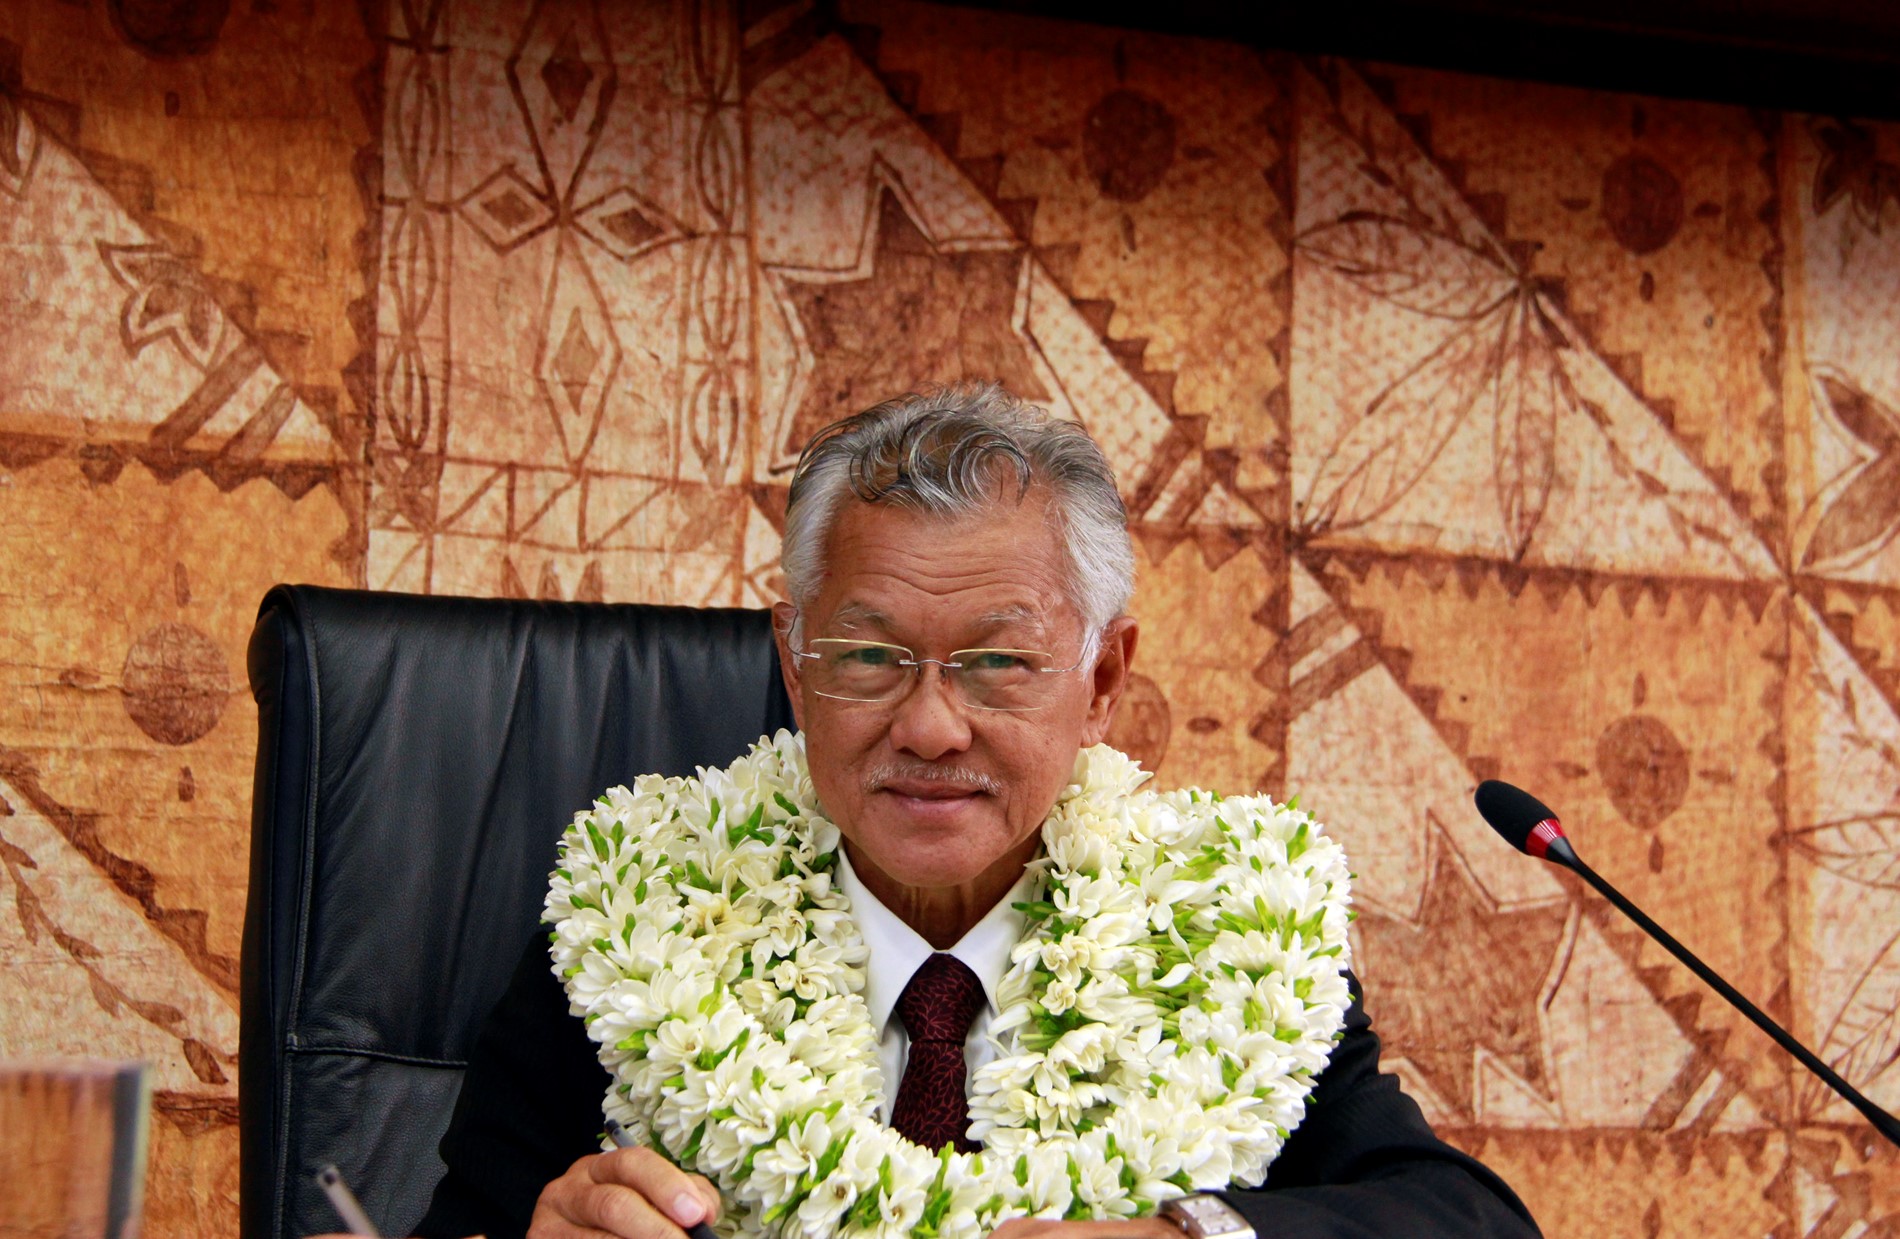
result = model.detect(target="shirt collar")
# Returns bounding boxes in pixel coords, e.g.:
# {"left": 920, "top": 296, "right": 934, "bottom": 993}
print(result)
{"left": 836, "top": 846, "right": 1034, "bottom": 1038}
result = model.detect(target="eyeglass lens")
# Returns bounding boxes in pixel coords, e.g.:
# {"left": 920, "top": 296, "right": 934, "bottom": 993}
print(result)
{"left": 803, "top": 639, "right": 1065, "bottom": 710}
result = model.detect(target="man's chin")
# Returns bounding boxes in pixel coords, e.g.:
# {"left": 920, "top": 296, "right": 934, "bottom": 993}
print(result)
{"left": 845, "top": 799, "right": 1040, "bottom": 909}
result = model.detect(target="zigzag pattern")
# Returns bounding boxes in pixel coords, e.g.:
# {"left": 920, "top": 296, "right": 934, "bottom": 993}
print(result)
{"left": 1305, "top": 544, "right": 1786, "bottom": 622}
{"left": 1797, "top": 577, "right": 1900, "bottom": 719}
{"left": 0, "top": 746, "right": 238, "bottom": 997}
{"left": 0, "top": 65, "right": 362, "bottom": 570}
{"left": 740, "top": 6, "right": 1282, "bottom": 564}
{"left": 750, "top": 7, "right": 1303, "bottom": 791}
{"left": 1295, "top": 547, "right": 1504, "bottom": 782}
{"left": 840, "top": 17, "right": 1304, "bottom": 790}
{"left": 1586, "top": 896, "right": 1799, "bottom": 1130}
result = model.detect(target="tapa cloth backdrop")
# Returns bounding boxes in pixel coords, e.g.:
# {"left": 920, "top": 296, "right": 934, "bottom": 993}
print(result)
{"left": 0, "top": 2, "right": 1896, "bottom": 1235}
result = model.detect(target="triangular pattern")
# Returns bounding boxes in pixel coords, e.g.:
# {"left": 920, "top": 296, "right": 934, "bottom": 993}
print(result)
{"left": 0, "top": 774, "right": 238, "bottom": 1096}
{"left": 1289, "top": 63, "right": 1778, "bottom": 582}
{"left": 0, "top": 112, "right": 344, "bottom": 497}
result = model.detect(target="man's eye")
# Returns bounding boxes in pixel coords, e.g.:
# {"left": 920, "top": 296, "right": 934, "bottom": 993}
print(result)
{"left": 838, "top": 645, "right": 900, "bottom": 667}
{"left": 965, "top": 651, "right": 1031, "bottom": 673}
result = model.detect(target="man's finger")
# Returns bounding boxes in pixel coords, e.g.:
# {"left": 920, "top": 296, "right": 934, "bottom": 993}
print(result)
{"left": 528, "top": 1150, "right": 709, "bottom": 1239}
{"left": 588, "top": 1148, "right": 711, "bottom": 1227}
{"left": 576, "top": 1181, "right": 692, "bottom": 1239}
{"left": 688, "top": 1173, "right": 722, "bottom": 1224}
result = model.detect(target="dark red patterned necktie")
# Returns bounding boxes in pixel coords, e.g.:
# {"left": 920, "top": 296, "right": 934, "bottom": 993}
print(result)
{"left": 890, "top": 953, "right": 985, "bottom": 1152}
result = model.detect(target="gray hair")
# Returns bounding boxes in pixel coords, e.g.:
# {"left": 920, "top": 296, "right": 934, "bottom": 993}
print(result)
{"left": 782, "top": 382, "right": 1136, "bottom": 634}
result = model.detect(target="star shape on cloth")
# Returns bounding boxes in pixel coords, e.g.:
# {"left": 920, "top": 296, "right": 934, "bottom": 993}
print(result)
{"left": 778, "top": 190, "right": 1047, "bottom": 459}
{"left": 1351, "top": 839, "right": 1571, "bottom": 1117}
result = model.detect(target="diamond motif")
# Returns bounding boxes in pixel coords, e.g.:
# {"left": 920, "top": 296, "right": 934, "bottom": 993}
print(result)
{"left": 552, "top": 308, "right": 601, "bottom": 419}
{"left": 459, "top": 167, "right": 556, "bottom": 253}
{"left": 504, "top": 5, "right": 617, "bottom": 198}
{"left": 540, "top": 26, "right": 594, "bottom": 125}
{"left": 533, "top": 247, "right": 624, "bottom": 469}
{"left": 600, "top": 207, "right": 661, "bottom": 251}
{"left": 575, "top": 186, "right": 687, "bottom": 262}
{"left": 481, "top": 190, "right": 540, "bottom": 232}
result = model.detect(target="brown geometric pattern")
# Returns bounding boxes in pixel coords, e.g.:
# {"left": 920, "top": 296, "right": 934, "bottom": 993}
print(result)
{"left": 3, "top": 2, "right": 1900, "bottom": 1235}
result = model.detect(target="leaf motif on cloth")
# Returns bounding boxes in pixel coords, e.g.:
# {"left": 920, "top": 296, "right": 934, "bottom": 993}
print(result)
{"left": 1787, "top": 814, "right": 1900, "bottom": 890}
{"left": 1298, "top": 212, "right": 1516, "bottom": 320}
{"left": 1807, "top": 928, "right": 1900, "bottom": 1121}
{"left": 1810, "top": 118, "right": 1900, "bottom": 235}
{"left": 1296, "top": 199, "right": 1583, "bottom": 559}
{"left": 1801, "top": 375, "right": 1900, "bottom": 572}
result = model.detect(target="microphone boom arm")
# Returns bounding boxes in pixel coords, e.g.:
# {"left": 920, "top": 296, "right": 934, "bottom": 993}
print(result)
{"left": 1543, "top": 834, "right": 1900, "bottom": 1148}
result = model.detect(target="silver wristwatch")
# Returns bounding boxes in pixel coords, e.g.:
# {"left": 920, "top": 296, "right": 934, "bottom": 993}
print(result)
{"left": 1157, "top": 1193, "right": 1256, "bottom": 1239}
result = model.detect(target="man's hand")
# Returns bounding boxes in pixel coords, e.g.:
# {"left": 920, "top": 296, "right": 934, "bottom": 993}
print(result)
{"left": 527, "top": 1147, "right": 721, "bottom": 1239}
{"left": 989, "top": 1218, "right": 1183, "bottom": 1239}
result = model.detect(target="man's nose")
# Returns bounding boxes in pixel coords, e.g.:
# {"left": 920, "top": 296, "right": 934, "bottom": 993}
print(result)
{"left": 887, "top": 662, "right": 973, "bottom": 759}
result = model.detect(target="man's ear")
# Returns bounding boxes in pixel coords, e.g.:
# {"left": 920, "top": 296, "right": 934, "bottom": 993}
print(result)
{"left": 1081, "top": 616, "right": 1138, "bottom": 746}
{"left": 771, "top": 602, "right": 808, "bottom": 731}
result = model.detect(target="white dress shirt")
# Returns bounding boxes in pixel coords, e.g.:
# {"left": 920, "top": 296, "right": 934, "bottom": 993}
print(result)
{"left": 834, "top": 847, "right": 1034, "bottom": 1120}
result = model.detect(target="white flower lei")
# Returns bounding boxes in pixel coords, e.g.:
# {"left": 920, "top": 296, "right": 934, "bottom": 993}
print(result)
{"left": 547, "top": 731, "right": 1353, "bottom": 1239}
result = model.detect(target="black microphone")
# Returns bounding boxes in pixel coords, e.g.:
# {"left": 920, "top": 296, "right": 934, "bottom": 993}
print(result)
{"left": 1475, "top": 779, "right": 1900, "bottom": 1149}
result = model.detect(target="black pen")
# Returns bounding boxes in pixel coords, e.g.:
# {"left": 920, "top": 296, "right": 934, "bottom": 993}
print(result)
{"left": 603, "top": 1118, "right": 720, "bottom": 1239}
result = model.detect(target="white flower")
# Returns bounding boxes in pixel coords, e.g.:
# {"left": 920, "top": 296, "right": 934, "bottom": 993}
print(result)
{"left": 1021, "top": 1145, "right": 1075, "bottom": 1217}
{"left": 1047, "top": 1022, "right": 1115, "bottom": 1075}
{"left": 763, "top": 905, "right": 810, "bottom": 956}
{"left": 1041, "top": 978, "right": 1079, "bottom": 1015}
{"left": 1044, "top": 823, "right": 1114, "bottom": 876}
{"left": 873, "top": 1148, "right": 932, "bottom": 1231}
{"left": 548, "top": 732, "right": 1352, "bottom": 1239}
{"left": 797, "top": 1169, "right": 858, "bottom": 1239}
{"left": 1073, "top": 1146, "right": 1135, "bottom": 1215}
{"left": 751, "top": 1110, "right": 841, "bottom": 1199}
{"left": 765, "top": 932, "right": 857, "bottom": 1001}
{"left": 1038, "top": 936, "right": 1100, "bottom": 987}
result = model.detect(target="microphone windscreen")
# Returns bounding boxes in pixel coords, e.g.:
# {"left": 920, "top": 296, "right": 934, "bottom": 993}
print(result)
{"left": 1474, "top": 780, "right": 1561, "bottom": 854}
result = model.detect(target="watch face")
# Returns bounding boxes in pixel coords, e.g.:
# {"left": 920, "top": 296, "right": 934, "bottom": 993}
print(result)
{"left": 1163, "top": 1194, "right": 1253, "bottom": 1239}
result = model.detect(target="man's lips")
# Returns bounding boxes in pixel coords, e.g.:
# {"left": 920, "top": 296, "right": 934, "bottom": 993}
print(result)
{"left": 877, "top": 780, "right": 987, "bottom": 800}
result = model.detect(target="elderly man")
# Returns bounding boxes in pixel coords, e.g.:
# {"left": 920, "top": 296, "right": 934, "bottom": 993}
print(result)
{"left": 415, "top": 386, "right": 1540, "bottom": 1239}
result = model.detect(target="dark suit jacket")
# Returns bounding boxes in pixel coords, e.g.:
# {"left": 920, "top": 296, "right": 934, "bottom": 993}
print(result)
{"left": 417, "top": 934, "right": 1542, "bottom": 1239}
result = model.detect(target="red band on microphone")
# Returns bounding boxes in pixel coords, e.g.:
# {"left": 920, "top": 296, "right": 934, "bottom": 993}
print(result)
{"left": 1526, "top": 818, "right": 1565, "bottom": 860}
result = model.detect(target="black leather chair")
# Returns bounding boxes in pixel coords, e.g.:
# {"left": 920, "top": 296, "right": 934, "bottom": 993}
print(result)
{"left": 240, "top": 585, "right": 794, "bottom": 1239}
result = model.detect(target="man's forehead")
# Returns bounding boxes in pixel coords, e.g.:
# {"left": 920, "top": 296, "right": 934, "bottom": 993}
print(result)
{"left": 798, "top": 490, "right": 1080, "bottom": 636}
{"left": 827, "top": 600, "right": 1050, "bottom": 633}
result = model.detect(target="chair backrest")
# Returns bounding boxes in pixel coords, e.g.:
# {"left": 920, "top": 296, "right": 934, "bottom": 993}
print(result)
{"left": 240, "top": 585, "right": 794, "bottom": 1239}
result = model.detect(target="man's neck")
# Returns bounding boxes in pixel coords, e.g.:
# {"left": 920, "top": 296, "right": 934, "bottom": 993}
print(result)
{"left": 840, "top": 835, "right": 1041, "bottom": 949}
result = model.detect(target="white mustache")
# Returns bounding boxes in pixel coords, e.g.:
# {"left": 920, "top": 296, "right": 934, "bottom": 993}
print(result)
{"left": 864, "top": 762, "right": 1003, "bottom": 796}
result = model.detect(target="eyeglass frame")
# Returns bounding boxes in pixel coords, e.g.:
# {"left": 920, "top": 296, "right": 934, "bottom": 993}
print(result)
{"left": 781, "top": 623, "right": 1097, "bottom": 712}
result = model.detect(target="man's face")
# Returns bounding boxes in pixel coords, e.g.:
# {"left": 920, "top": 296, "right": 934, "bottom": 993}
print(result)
{"left": 774, "top": 491, "right": 1136, "bottom": 905}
